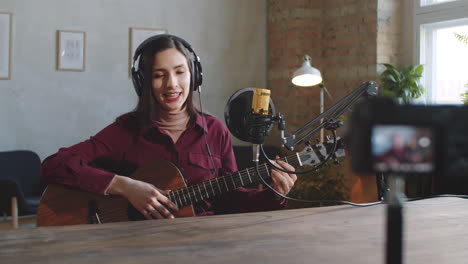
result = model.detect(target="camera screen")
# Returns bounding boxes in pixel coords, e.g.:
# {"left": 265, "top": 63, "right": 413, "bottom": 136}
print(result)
{"left": 371, "top": 125, "right": 435, "bottom": 173}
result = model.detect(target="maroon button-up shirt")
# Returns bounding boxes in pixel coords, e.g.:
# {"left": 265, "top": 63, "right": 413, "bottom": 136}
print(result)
{"left": 41, "top": 112, "right": 285, "bottom": 215}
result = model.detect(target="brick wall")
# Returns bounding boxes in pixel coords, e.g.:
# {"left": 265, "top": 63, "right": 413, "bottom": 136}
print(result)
{"left": 267, "top": 0, "right": 401, "bottom": 202}
{"left": 322, "top": 0, "right": 378, "bottom": 99}
{"left": 377, "top": 0, "right": 402, "bottom": 69}
{"left": 268, "top": 0, "right": 324, "bottom": 130}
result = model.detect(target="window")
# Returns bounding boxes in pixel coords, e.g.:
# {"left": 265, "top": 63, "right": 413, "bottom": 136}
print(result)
{"left": 421, "top": 20, "right": 468, "bottom": 104}
{"left": 414, "top": 0, "right": 468, "bottom": 104}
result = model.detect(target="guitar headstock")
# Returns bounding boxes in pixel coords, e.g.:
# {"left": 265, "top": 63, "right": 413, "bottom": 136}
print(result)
{"left": 298, "top": 137, "right": 346, "bottom": 167}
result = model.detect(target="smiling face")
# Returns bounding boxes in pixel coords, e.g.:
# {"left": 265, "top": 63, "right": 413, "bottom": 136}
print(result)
{"left": 151, "top": 48, "right": 191, "bottom": 113}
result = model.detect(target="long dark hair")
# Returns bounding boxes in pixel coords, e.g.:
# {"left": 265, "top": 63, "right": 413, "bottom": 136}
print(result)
{"left": 130, "top": 36, "right": 199, "bottom": 128}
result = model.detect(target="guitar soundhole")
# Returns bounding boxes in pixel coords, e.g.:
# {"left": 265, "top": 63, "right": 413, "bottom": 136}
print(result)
{"left": 128, "top": 205, "right": 145, "bottom": 221}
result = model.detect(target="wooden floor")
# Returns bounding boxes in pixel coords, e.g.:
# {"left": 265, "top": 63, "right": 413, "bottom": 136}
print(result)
{"left": 0, "top": 215, "right": 36, "bottom": 230}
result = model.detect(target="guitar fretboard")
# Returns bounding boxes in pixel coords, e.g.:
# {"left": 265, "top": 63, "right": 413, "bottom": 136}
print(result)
{"left": 167, "top": 153, "right": 303, "bottom": 209}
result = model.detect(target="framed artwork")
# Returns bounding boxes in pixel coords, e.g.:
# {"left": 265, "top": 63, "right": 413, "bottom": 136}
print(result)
{"left": 56, "top": 30, "right": 86, "bottom": 71}
{"left": 129, "top": 27, "right": 167, "bottom": 76}
{"left": 0, "top": 12, "right": 12, "bottom": 80}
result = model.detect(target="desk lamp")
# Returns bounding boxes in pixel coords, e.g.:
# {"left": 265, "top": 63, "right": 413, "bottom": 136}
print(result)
{"left": 292, "top": 55, "right": 326, "bottom": 142}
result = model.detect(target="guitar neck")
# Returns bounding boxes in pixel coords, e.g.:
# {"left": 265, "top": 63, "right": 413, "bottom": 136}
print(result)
{"left": 168, "top": 153, "right": 302, "bottom": 209}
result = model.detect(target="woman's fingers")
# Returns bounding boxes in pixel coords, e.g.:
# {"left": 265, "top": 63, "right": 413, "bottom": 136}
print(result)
{"left": 141, "top": 209, "right": 154, "bottom": 220}
{"left": 146, "top": 204, "right": 165, "bottom": 219}
{"left": 157, "top": 189, "right": 179, "bottom": 212}
{"left": 271, "top": 158, "right": 297, "bottom": 195}
{"left": 149, "top": 197, "right": 175, "bottom": 219}
{"left": 272, "top": 170, "right": 294, "bottom": 193}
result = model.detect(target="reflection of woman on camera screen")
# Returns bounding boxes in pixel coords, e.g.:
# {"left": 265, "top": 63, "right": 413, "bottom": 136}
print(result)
{"left": 376, "top": 133, "right": 411, "bottom": 165}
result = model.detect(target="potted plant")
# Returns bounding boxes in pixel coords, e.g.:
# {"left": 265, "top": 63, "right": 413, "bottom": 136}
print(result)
{"left": 455, "top": 33, "right": 468, "bottom": 105}
{"left": 379, "top": 63, "right": 425, "bottom": 104}
{"left": 461, "top": 84, "right": 468, "bottom": 105}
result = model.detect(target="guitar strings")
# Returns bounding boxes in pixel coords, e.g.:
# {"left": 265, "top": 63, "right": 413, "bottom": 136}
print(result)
{"left": 169, "top": 154, "right": 300, "bottom": 208}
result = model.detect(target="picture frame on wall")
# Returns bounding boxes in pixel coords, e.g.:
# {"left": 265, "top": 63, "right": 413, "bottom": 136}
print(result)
{"left": 129, "top": 27, "right": 167, "bottom": 76}
{"left": 0, "top": 12, "right": 12, "bottom": 80}
{"left": 56, "top": 30, "right": 86, "bottom": 71}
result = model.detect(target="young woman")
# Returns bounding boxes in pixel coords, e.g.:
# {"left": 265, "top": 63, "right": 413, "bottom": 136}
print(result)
{"left": 41, "top": 35, "right": 297, "bottom": 220}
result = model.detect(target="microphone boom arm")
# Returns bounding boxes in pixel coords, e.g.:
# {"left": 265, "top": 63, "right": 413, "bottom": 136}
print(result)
{"left": 282, "top": 81, "right": 378, "bottom": 150}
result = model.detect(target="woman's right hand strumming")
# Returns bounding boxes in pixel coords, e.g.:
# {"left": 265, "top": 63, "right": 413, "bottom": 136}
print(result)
{"left": 107, "top": 175, "right": 179, "bottom": 219}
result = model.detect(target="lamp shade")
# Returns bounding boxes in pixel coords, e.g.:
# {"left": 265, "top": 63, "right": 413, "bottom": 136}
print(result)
{"left": 291, "top": 55, "right": 322, "bottom": 87}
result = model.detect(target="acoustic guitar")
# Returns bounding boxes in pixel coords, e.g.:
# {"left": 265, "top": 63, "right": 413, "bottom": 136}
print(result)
{"left": 37, "top": 139, "right": 344, "bottom": 227}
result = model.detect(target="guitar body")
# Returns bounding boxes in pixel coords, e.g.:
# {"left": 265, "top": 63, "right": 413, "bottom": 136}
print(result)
{"left": 37, "top": 160, "right": 195, "bottom": 227}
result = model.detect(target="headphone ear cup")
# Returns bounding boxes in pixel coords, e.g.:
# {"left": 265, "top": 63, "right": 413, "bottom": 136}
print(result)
{"left": 131, "top": 67, "right": 143, "bottom": 96}
{"left": 192, "top": 59, "right": 203, "bottom": 91}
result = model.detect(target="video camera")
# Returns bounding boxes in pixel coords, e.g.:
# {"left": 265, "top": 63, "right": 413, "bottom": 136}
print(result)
{"left": 347, "top": 97, "right": 468, "bottom": 176}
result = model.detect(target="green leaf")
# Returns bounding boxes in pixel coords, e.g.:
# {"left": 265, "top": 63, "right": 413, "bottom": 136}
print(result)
{"left": 401, "top": 65, "right": 412, "bottom": 75}
{"left": 414, "top": 64, "right": 424, "bottom": 76}
{"left": 384, "top": 74, "right": 397, "bottom": 84}
{"left": 455, "top": 33, "right": 468, "bottom": 45}
{"left": 461, "top": 85, "right": 468, "bottom": 105}
{"left": 387, "top": 68, "right": 401, "bottom": 80}
{"left": 382, "top": 63, "right": 397, "bottom": 70}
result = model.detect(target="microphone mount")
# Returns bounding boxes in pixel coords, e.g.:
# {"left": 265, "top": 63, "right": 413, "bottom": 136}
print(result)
{"left": 245, "top": 112, "right": 275, "bottom": 145}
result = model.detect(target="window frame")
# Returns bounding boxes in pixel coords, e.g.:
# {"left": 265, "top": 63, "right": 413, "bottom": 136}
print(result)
{"left": 414, "top": 0, "right": 468, "bottom": 14}
{"left": 412, "top": 0, "right": 468, "bottom": 104}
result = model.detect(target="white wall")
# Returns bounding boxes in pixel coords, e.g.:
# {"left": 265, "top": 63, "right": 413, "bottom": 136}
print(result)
{"left": 0, "top": 0, "right": 266, "bottom": 160}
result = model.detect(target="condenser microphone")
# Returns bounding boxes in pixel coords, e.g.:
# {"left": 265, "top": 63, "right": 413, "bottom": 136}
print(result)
{"left": 251, "top": 88, "right": 270, "bottom": 115}
{"left": 250, "top": 88, "right": 271, "bottom": 142}
{"left": 250, "top": 88, "right": 271, "bottom": 162}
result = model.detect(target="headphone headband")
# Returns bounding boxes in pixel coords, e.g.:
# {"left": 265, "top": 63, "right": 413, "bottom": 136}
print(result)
{"left": 131, "top": 34, "right": 203, "bottom": 96}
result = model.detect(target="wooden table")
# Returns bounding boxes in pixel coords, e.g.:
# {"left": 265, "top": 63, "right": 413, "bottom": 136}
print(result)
{"left": 1, "top": 197, "right": 467, "bottom": 263}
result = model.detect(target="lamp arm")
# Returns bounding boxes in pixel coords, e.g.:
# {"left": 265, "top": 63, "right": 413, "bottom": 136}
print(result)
{"left": 283, "top": 81, "right": 378, "bottom": 150}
